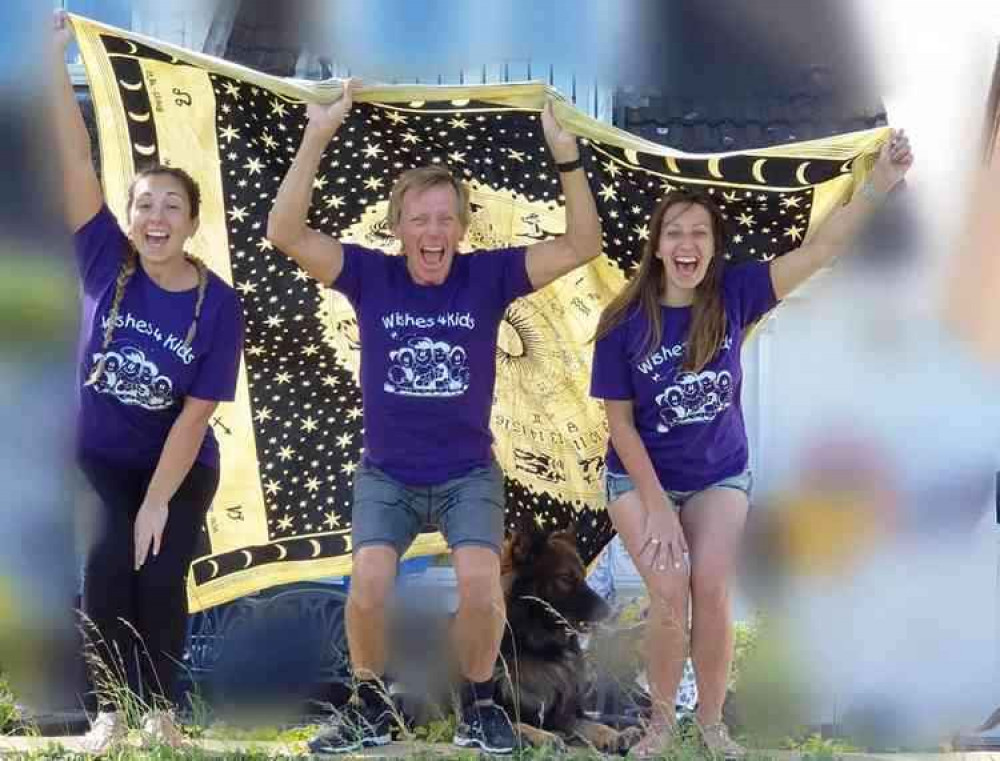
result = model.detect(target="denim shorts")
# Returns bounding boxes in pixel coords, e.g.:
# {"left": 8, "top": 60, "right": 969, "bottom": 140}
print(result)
{"left": 603, "top": 468, "right": 753, "bottom": 510}
{"left": 351, "top": 459, "right": 506, "bottom": 556}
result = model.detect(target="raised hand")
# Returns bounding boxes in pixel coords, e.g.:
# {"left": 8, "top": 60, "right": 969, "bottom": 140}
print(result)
{"left": 540, "top": 99, "right": 579, "bottom": 164}
{"left": 305, "top": 78, "right": 357, "bottom": 139}
{"left": 871, "top": 128, "right": 914, "bottom": 193}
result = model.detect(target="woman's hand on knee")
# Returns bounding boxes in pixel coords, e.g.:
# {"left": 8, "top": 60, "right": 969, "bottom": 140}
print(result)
{"left": 638, "top": 497, "right": 688, "bottom": 575}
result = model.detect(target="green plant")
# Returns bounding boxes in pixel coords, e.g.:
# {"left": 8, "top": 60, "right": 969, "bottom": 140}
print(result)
{"left": 411, "top": 714, "right": 456, "bottom": 743}
{"left": 781, "top": 731, "right": 859, "bottom": 759}
{"left": 201, "top": 719, "right": 320, "bottom": 743}
{"left": 0, "top": 673, "right": 20, "bottom": 735}
{"left": 730, "top": 614, "right": 762, "bottom": 689}
{"left": 178, "top": 684, "right": 213, "bottom": 739}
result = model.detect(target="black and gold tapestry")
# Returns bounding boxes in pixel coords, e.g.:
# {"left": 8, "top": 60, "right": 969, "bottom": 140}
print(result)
{"left": 71, "top": 14, "right": 888, "bottom": 611}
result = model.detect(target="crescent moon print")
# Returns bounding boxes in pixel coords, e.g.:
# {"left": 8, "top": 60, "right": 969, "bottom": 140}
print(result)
{"left": 119, "top": 79, "right": 144, "bottom": 91}
{"left": 128, "top": 111, "right": 151, "bottom": 123}
{"left": 796, "top": 161, "right": 812, "bottom": 185}
{"left": 752, "top": 159, "right": 768, "bottom": 184}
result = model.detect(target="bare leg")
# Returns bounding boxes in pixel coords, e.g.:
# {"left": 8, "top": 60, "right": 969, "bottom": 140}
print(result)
{"left": 679, "top": 487, "right": 748, "bottom": 726}
{"left": 609, "top": 491, "right": 689, "bottom": 751}
{"left": 345, "top": 545, "right": 398, "bottom": 679}
{"left": 451, "top": 545, "right": 504, "bottom": 682}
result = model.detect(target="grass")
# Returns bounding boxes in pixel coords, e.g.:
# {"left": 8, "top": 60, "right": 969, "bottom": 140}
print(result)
{"left": 0, "top": 610, "right": 868, "bottom": 760}
{"left": 782, "top": 732, "right": 860, "bottom": 761}
{"left": 0, "top": 674, "right": 20, "bottom": 735}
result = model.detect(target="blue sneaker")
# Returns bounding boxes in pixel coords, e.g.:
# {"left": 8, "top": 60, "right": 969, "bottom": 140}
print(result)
{"left": 453, "top": 702, "right": 517, "bottom": 754}
{"left": 307, "top": 699, "right": 393, "bottom": 755}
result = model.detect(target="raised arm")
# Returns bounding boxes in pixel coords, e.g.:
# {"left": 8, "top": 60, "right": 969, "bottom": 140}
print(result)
{"left": 266, "top": 81, "right": 355, "bottom": 287}
{"left": 524, "top": 101, "right": 603, "bottom": 290}
{"left": 48, "top": 11, "right": 102, "bottom": 232}
{"left": 770, "top": 129, "right": 914, "bottom": 301}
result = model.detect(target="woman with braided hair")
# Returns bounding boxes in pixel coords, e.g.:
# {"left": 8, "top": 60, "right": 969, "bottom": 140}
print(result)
{"left": 49, "top": 12, "right": 243, "bottom": 752}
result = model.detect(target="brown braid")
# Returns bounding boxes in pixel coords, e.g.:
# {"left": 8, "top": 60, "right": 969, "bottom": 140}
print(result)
{"left": 84, "top": 242, "right": 139, "bottom": 387}
{"left": 183, "top": 253, "right": 209, "bottom": 348}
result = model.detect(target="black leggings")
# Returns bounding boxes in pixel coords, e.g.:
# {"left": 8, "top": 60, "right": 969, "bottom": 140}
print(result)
{"left": 79, "top": 455, "right": 217, "bottom": 711}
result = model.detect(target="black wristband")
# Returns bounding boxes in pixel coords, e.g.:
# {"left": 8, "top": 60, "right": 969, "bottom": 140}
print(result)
{"left": 555, "top": 157, "right": 583, "bottom": 173}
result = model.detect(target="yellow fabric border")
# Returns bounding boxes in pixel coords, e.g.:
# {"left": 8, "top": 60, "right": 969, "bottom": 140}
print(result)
{"left": 67, "top": 14, "right": 891, "bottom": 165}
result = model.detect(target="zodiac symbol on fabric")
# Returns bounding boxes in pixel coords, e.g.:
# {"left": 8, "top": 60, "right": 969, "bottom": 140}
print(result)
{"left": 513, "top": 448, "right": 567, "bottom": 484}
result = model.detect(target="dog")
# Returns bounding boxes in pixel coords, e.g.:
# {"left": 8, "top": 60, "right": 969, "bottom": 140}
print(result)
{"left": 494, "top": 526, "right": 642, "bottom": 753}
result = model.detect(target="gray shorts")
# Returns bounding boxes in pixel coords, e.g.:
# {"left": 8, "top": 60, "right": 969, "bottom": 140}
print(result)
{"left": 604, "top": 468, "right": 753, "bottom": 510}
{"left": 351, "top": 459, "right": 506, "bottom": 556}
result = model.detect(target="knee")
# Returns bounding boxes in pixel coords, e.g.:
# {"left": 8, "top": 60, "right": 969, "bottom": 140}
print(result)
{"left": 455, "top": 565, "right": 500, "bottom": 614}
{"left": 136, "top": 557, "right": 188, "bottom": 602}
{"left": 690, "top": 565, "right": 730, "bottom": 609}
{"left": 348, "top": 562, "right": 395, "bottom": 615}
{"left": 645, "top": 571, "right": 689, "bottom": 620}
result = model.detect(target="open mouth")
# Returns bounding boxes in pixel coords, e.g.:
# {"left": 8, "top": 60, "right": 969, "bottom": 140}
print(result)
{"left": 145, "top": 231, "right": 171, "bottom": 250}
{"left": 673, "top": 256, "right": 699, "bottom": 276}
{"left": 420, "top": 245, "right": 446, "bottom": 268}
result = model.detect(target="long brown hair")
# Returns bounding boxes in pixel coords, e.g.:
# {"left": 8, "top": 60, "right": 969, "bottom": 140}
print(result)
{"left": 85, "top": 165, "right": 208, "bottom": 387}
{"left": 593, "top": 189, "right": 728, "bottom": 373}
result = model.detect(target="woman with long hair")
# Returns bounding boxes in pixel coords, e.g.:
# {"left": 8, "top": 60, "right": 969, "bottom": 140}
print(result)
{"left": 49, "top": 12, "right": 244, "bottom": 753}
{"left": 590, "top": 135, "right": 913, "bottom": 758}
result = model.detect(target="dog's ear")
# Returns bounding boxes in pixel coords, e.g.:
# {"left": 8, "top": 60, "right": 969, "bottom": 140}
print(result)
{"left": 509, "top": 528, "right": 534, "bottom": 565}
{"left": 509, "top": 525, "right": 548, "bottom": 565}
{"left": 551, "top": 522, "right": 579, "bottom": 548}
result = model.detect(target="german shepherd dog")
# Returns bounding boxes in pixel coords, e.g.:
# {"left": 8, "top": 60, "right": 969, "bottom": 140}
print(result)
{"left": 495, "top": 527, "right": 641, "bottom": 753}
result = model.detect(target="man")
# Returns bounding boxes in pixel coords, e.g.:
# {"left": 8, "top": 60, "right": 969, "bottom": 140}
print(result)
{"left": 267, "top": 81, "right": 602, "bottom": 755}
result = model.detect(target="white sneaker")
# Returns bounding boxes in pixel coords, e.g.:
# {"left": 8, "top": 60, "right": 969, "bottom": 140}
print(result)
{"left": 140, "top": 710, "right": 187, "bottom": 749}
{"left": 80, "top": 711, "right": 126, "bottom": 755}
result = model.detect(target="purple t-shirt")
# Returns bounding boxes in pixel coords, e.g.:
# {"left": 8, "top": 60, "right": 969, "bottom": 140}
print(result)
{"left": 74, "top": 206, "right": 244, "bottom": 470}
{"left": 590, "top": 263, "right": 778, "bottom": 492}
{"left": 335, "top": 243, "right": 533, "bottom": 485}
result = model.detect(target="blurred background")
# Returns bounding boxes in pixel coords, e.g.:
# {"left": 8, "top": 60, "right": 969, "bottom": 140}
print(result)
{"left": 0, "top": 0, "right": 80, "bottom": 725}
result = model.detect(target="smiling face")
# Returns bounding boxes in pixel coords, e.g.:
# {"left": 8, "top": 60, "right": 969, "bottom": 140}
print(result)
{"left": 126, "top": 174, "right": 199, "bottom": 265}
{"left": 657, "top": 201, "right": 716, "bottom": 303}
{"left": 394, "top": 183, "right": 466, "bottom": 286}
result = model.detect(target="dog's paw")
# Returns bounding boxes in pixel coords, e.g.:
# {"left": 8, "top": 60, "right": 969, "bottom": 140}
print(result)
{"left": 517, "top": 723, "right": 567, "bottom": 752}
{"left": 617, "top": 726, "right": 644, "bottom": 753}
